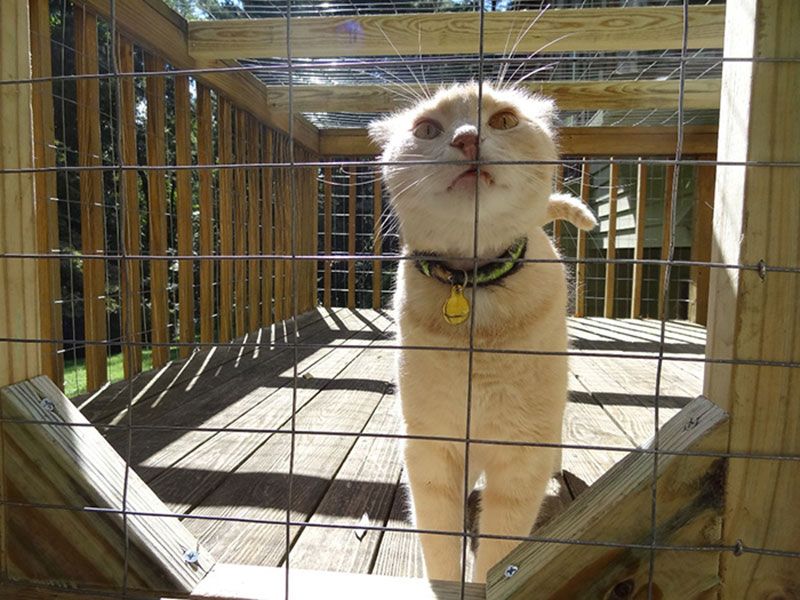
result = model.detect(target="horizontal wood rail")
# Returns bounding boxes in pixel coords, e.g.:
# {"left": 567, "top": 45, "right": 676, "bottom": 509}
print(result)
{"left": 320, "top": 125, "right": 719, "bottom": 157}
{"left": 188, "top": 6, "right": 724, "bottom": 60}
{"left": 265, "top": 79, "right": 721, "bottom": 113}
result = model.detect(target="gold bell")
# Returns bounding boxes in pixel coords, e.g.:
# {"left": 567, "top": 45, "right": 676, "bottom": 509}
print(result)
{"left": 443, "top": 284, "right": 470, "bottom": 325}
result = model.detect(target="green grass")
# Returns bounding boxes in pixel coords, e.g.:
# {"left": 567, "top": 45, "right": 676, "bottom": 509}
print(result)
{"left": 63, "top": 347, "right": 179, "bottom": 398}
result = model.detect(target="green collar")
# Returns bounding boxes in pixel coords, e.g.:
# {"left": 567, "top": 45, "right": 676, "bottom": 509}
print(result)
{"left": 413, "top": 238, "right": 527, "bottom": 288}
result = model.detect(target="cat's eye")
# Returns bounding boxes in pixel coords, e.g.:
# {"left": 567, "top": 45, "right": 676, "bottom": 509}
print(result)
{"left": 488, "top": 110, "right": 519, "bottom": 130}
{"left": 412, "top": 119, "right": 443, "bottom": 140}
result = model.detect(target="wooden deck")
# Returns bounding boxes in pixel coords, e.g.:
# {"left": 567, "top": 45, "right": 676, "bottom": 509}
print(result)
{"left": 76, "top": 308, "right": 706, "bottom": 577}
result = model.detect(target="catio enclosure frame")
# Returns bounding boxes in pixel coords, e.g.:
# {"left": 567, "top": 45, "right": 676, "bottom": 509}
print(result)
{"left": 0, "top": 0, "right": 798, "bottom": 599}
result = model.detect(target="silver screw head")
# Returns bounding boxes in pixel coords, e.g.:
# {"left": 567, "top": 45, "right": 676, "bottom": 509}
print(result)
{"left": 40, "top": 398, "right": 55, "bottom": 412}
{"left": 183, "top": 549, "right": 200, "bottom": 564}
{"left": 504, "top": 564, "right": 519, "bottom": 578}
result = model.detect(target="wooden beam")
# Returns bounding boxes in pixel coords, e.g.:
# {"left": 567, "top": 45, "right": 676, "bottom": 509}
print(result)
{"left": 247, "top": 114, "right": 261, "bottom": 334}
{"left": 234, "top": 110, "right": 247, "bottom": 338}
{"left": 265, "top": 79, "right": 721, "bottom": 113}
{"left": 217, "top": 97, "right": 234, "bottom": 343}
{"left": 658, "top": 164, "right": 675, "bottom": 320}
{"left": 319, "top": 126, "right": 719, "bottom": 157}
{"left": 372, "top": 176, "right": 383, "bottom": 310}
{"left": 260, "top": 126, "right": 274, "bottom": 327}
{"left": 74, "top": 0, "right": 319, "bottom": 153}
{"left": 197, "top": 84, "right": 214, "bottom": 345}
{"left": 322, "top": 167, "right": 333, "bottom": 309}
{"left": 29, "top": 0, "right": 63, "bottom": 388}
{"left": 74, "top": 7, "right": 107, "bottom": 390}
{"left": 630, "top": 161, "right": 648, "bottom": 319}
{"left": 175, "top": 75, "right": 194, "bottom": 359}
{"left": 573, "top": 161, "right": 590, "bottom": 318}
{"left": 144, "top": 53, "right": 170, "bottom": 369}
{"left": 486, "top": 396, "right": 728, "bottom": 600}
{"left": 603, "top": 162, "right": 619, "bottom": 318}
{"left": 348, "top": 170, "right": 357, "bottom": 310}
{"left": 188, "top": 6, "right": 724, "bottom": 60}
{"left": 0, "top": 376, "right": 214, "bottom": 591}
{"left": 688, "top": 158, "right": 715, "bottom": 326}
{"left": 117, "top": 36, "right": 144, "bottom": 377}
{"left": 703, "top": 2, "right": 800, "bottom": 598}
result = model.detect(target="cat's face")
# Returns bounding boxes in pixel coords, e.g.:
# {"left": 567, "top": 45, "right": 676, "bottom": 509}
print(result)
{"left": 369, "top": 82, "right": 558, "bottom": 255}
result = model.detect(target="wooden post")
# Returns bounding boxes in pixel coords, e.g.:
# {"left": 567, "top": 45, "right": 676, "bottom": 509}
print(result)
{"left": 272, "top": 137, "right": 285, "bottom": 323}
{"left": 688, "top": 157, "right": 715, "bottom": 325}
{"left": 0, "top": 0, "right": 41, "bottom": 389}
{"left": 261, "top": 126, "right": 274, "bottom": 326}
{"left": 348, "top": 170, "right": 357, "bottom": 310}
{"left": 372, "top": 175, "right": 383, "bottom": 310}
{"left": 657, "top": 163, "right": 675, "bottom": 320}
{"left": 29, "top": 0, "right": 63, "bottom": 388}
{"left": 175, "top": 75, "right": 194, "bottom": 359}
{"left": 117, "top": 36, "right": 143, "bottom": 377}
{"left": 144, "top": 53, "right": 169, "bottom": 368}
{"left": 574, "top": 160, "right": 590, "bottom": 317}
{"left": 234, "top": 110, "right": 247, "bottom": 337}
{"left": 630, "top": 160, "right": 648, "bottom": 318}
{"left": 704, "top": 2, "right": 800, "bottom": 598}
{"left": 323, "top": 167, "right": 333, "bottom": 308}
{"left": 197, "top": 84, "right": 214, "bottom": 345}
{"left": 75, "top": 8, "right": 108, "bottom": 389}
{"left": 218, "top": 97, "right": 234, "bottom": 342}
{"left": 603, "top": 161, "right": 618, "bottom": 318}
{"left": 247, "top": 115, "right": 261, "bottom": 333}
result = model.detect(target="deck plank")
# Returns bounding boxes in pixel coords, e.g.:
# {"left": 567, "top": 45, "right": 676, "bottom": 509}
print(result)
{"left": 371, "top": 472, "right": 424, "bottom": 579}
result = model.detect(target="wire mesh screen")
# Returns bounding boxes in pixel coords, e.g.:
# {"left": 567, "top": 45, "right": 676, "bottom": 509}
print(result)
{"left": 1, "top": 0, "right": 799, "bottom": 599}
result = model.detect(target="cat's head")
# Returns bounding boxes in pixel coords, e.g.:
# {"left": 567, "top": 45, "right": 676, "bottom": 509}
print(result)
{"left": 369, "top": 81, "right": 558, "bottom": 255}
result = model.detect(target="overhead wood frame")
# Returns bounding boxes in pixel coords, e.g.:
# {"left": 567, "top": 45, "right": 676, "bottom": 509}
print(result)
{"left": 188, "top": 5, "right": 724, "bottom": 60}
{"left": 264, "top": 79, "right": 721, "bottom": 113}
{"left": 319, "top": 125, "right": 719, "bottom": 157}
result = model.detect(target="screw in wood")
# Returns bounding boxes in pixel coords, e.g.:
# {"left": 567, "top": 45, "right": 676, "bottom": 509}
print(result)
{"left": 504, "top": 564, "right": 519, "bottom": 578}
{"left": 183, "top": 549, "right": 200, "bottom": 564}
{"left": 610, "top": 578, "right": 635, "bottom": 599}
{"left": 40, "top": 399, "right": 55, "bottom": 412}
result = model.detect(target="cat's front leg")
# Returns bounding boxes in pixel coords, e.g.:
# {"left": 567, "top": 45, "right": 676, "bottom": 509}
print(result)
{"left": 405, "top": 439, "right": 468, "bottom": 582}
{"left": 472, "top": 446, "right": 556, "bottom": 583}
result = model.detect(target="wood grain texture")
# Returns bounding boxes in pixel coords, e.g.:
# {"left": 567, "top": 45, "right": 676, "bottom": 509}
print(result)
{"left": 144, "top": 53, "right": 170, "bottom": 369}
{"left": 116, "top": 36, "right": 144, "bottom": 377}
{"left": 574, "top": 161, "right": 590, "bottom": 318}
{"left": 323, "top": 167, "right": 333, "bottom": 309}
{"left": 630, "top": 161, "right": 648, "bottom": 319}
{"left": 247, "top": 114, "right": 261, "bottom": 334}
{"left": 703, "top": 2, "right": 800, "bottom": 597}
{"left": 0, "top": 376, "right": 214, "bottom": 591}
{"left": 29, "top": 0, "right": 63, "bottom": 388}
{"left": 217, "top": 97, "right": 234, "bottom": 342}
{"left": 688, "top": 159, "right": 715, "bottom": 326}
{"left": 175, "top": 75, "right": 194, "bottom": 359}
{"left": 76, "top": 0, "right": 319, "bottom": 152}
{"left": 486, "top": 397, "right": 728, "bottom": 600}
{"left": 272, "top": 138, "right": 286, "bottom": 323}
{"left": 603, "top": 162, "right": 619, "bottom": 318}
{"left": 261, "top": 126, "right": 274, "bottom": 327}
{"left": 265, "top": 79, "right": 721, "bottom": 113}
{"left": 197, "top": 84, "right": 214, "bottom": 345}
{"left": 348, "top": 170, "right": 357, "bottom": 310}
{"left": 234, "top": 109, "right": 247, "bottom": 338}
{"left": 373, "top": 176, "right": 383, "bottom": 310}
{"left": 658, "top": 164, "right": 675, "bottom": 320}
{"left": 74, "top": 7, "right": 107, "bottom": 390}
{"left": 320, "top": 126, "right": 719, "bottom": 157}
{"left": 188, "top": 6, "right": 724, "bottom": 59}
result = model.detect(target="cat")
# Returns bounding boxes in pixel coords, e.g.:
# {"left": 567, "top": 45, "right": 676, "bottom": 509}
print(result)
{"left": 369, "top": 81, "right": 596, "bottom": 583}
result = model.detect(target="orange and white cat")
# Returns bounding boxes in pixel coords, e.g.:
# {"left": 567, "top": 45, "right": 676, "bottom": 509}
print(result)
{"left": 370, "top": 82, "right": 595, "bottom": 583}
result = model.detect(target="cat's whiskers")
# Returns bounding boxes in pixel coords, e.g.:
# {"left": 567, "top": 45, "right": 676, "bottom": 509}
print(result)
{"left": 498, "top": 5, "right": 551, "bottom": 89}
{"left": 365, "top": 67, "right": 427, "bottom": 105}
{"left": 377, "top": 24, "right": 431, "bottom": 102}
{"left": 504, "top": 32, "right": 574, "bottom": 91}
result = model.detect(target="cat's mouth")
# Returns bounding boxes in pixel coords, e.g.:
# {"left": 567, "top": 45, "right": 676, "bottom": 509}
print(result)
{"left": 447, "top": 168, "right": 494, "bottom": 191}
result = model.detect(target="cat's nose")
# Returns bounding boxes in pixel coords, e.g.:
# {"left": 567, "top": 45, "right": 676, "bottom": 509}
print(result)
{"left": 451, "top": 127, "right": 479, "bottom": 160}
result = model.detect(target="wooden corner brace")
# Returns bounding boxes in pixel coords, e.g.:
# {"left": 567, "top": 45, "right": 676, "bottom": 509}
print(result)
{"left": 486, "top": 396, "right": 728, "bottom": 600}
{"left": 0, "top": 375, "right": 215, "bottom": 593}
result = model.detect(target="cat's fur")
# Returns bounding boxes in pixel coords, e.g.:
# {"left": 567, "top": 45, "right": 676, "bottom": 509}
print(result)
{"left": 369, "top": 82, "right": 594, "bottom": 583}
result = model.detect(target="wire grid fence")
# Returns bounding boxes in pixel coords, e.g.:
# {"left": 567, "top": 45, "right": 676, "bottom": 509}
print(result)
{"left": 1, "top": 0, "right": 799, "bottom": 598}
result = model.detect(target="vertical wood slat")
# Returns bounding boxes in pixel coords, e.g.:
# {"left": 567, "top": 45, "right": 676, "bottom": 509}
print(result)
{"left": 247, "top": 115, "right": 261, "bottom": 333}
{"left": 175, "top": 75, "right": 193, "bottom": 359}
{"left": 347, "top": 169, "right": 357, "bottom": 310}
{"left": 234, "top": 109, "right": 247, "bottom": 337}
{"left": 116, "top": 36, "right": 143, "bottom": 377}
{"left": 197, "top": 84, "right": 214, "bottom": 344}
{"left": 372, "top": 175, "right": 383, "bottom": 310}
{"left": 0, "top": 0, "right": 42, "bottom": 389}
{"left": 261, "top": 126, "right": 274, "bottom": 326}
{"left": 688, "top": 158, "right": 715, "bottom": 325}
{"left": 574, "top": 160, "right": 590, "bottom": 317}
{"left": 323, "top": 167, "right": 333, "bottom": 308}
{"left": 630, "top": 160, "right": 648, "bottom": 319}
{"left": 144, "top": 53, "right": 169, "bottom": 368}
{"left": 603, "top": 161, "right": 619, "bottom": 318}
{"left": 217, "top": 97, "right": 233, "bottom": 342}
{"left": 272, "top": 137, "right": 285, "bottom": 323}
{"left": 283, "top": 146, "right": 294, "bottom": 318}
{"left": 658, "top": 163, "right": 676, "bottom": 319}
{"left": 75, "top": 8, "right": 107, "bottom": 389}
{"left": 30, "top": 0, "right": 63, "bottom": 387}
